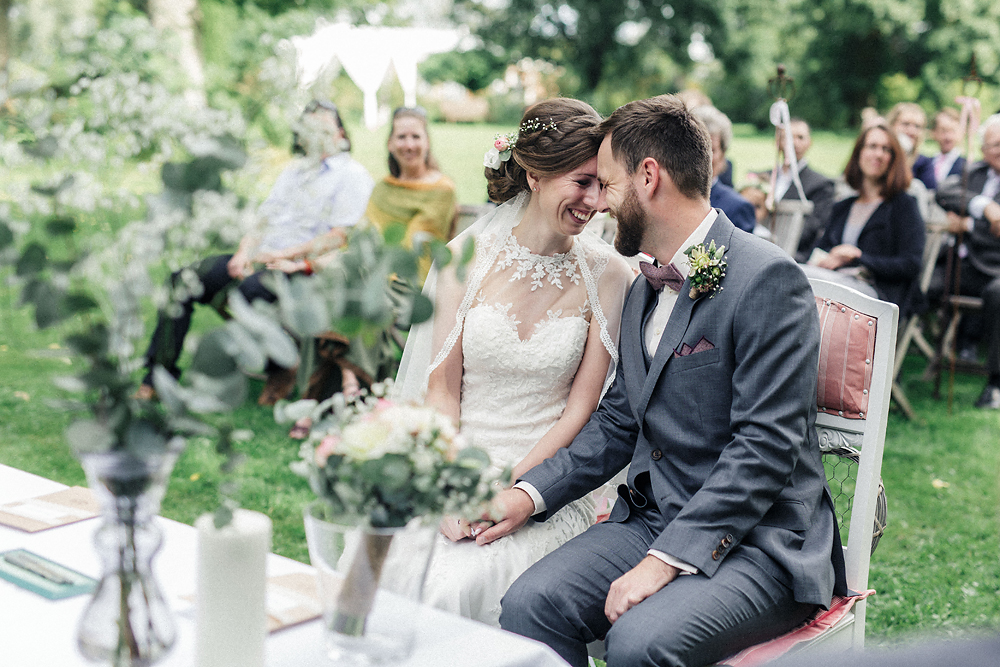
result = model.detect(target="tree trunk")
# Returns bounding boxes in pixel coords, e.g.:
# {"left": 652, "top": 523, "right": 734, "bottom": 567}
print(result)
{"left": 1, "top": 0, "right": 11, "bottom": 102}
{"left": 147, "top": 0, "right": 206, "bottom": 108}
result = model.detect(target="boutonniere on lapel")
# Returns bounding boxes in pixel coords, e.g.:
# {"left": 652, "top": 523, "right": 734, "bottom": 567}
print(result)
{"left": 683, "top": 240, "right": 727, "bottom": 299}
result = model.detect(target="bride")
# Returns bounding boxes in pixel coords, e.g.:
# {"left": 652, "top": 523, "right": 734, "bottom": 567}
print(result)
{"left": 392, "top": 98, "right": 634, "bottom": 626}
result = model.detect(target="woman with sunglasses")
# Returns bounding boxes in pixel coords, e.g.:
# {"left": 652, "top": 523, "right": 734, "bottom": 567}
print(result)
{"left": 365, "top": 107, "right": 458, "bottom": 281}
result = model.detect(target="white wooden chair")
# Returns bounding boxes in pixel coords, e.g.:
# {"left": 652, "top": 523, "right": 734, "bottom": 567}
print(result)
{"left": 769, "top": 199, "right": 814, "bottom": 258}
{"left": 719, "top": 280, "right": 898, "bottom": 665}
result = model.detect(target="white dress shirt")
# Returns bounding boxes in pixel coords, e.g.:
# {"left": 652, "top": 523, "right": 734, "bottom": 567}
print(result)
{"left": 968, "top": 168, "right": 1000, "bottom": 221}
{"left": 933, "top": 148, "right": 961, "bottom": 186}
{"left": 516, "top": 209, "right": 719, "bottom": 576}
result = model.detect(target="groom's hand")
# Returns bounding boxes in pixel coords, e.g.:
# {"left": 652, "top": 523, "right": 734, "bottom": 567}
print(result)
{"left": 474, "top": 488, "right": 534, "bottom": 546}
{"left": 605, "top": 556, "right": 679, "bottom": 624}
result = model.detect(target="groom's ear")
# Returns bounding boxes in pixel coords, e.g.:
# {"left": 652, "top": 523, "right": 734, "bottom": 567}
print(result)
{"left": 638, "top": 157, "right": 662, "bottom": 198}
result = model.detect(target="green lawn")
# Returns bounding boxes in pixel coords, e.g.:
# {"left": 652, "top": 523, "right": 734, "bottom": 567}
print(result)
{"left": 2, "top": 124, "right": 999, "bottom": 647}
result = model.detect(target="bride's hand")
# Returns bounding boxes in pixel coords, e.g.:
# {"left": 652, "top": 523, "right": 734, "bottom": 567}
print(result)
{"left": 440, "top": 515, "right": 472, "bottom": 542}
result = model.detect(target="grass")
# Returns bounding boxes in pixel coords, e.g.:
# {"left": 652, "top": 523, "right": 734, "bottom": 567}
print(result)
{"left": 2, "top": 125, "right": 999, "bottom": 647}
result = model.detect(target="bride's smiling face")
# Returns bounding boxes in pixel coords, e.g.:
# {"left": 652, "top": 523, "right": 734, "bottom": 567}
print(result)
{"left": 531, "top": 156, "right": 601, "bottom": 238}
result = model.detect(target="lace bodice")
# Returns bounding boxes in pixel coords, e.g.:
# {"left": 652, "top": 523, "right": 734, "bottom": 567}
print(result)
{"left": 460, "top": 304, "right": 589, "bottom": 468}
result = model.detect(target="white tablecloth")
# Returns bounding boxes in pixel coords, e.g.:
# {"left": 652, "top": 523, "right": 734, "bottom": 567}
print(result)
{"left": 0, "top": 464, "right": 569, "bottom": 667}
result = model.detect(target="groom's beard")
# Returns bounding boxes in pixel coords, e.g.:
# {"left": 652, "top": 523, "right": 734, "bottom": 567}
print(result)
{"left": 613, "top": 184, "right": 648, "bottom": 257}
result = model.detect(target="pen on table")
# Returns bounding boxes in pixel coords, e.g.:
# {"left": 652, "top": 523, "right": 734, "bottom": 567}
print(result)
{"left": 3, "top": 551, "right": 75, "bottom": 586}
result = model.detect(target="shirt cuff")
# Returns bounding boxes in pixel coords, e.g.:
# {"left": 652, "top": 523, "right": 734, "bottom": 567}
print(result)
{"left": 968, "top": 195, "right": 992, "bottom": 221}
{"left": 512, "top": 481, "right": 547, "bottom": 516}
{"left": 647, "top": 549, "right": 699, "bottom": 575}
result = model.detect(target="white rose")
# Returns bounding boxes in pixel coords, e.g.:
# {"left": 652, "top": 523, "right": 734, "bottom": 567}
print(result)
{"left": 484, "top": 147, "right": 502, "bottom": 169}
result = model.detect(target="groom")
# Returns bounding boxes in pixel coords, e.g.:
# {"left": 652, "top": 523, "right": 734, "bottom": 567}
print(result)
{"left": 479, "top": 95, "right": 847, "bottom": 667}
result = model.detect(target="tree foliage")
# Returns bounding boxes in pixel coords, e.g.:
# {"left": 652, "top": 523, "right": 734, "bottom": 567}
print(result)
{"left": 453, "top": 0, "right": 1000, "bottom": 128}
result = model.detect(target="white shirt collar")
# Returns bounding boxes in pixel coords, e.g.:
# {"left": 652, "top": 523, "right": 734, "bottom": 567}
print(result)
{"left": 671, "top": 209, "right": 718, "bottom": 278}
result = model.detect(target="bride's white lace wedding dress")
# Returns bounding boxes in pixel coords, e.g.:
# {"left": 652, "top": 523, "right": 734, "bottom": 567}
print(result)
{"left": 390, "top": 193, "right": 632, "bottom": 626}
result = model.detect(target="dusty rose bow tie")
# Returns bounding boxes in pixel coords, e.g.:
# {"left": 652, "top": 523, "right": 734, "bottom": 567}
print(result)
{"left": 639, "top": 261, "right": 685, "bottom": 292}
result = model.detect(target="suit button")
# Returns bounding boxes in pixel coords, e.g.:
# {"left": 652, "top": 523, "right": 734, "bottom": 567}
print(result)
{"left": 712, "top": 550, "right": 720, "bottom": 560}
{"left": 722, "top": 537, "right": 732, "bottom": 547}
{"left": 651, "top": 449, "right": 662, "bottom": 461}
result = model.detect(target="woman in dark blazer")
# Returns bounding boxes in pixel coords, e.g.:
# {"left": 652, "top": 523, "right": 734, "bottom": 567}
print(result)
{"left": 813, "top": 123, "right": 925, "bottom": 316}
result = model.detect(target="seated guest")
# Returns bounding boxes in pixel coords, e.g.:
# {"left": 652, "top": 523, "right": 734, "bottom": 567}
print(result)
{"left": 138, "top": 100, "right": 374, "bottom": 403}
{"left": 692, "top": 105, "right": 756, "bottom": 233}
{"left": 887, "top": 102, "right": 928, "bottom": 171}
{"left": 739, "top": 184, "right": 769, "bottom": 225}
{"left": 759, "top": 118, "right": 835, "bottom": 262}
{"left": 935, "top": 114, "right": 1000, "bottom": 409}
{"left": 806, "top": 123, "right": 925, "bottom": 318}
{"left": 913, "top": 107, "right": 966, "bottom": 190}
{"left": 365, "top": 106, "right": 458, "bottom": 282}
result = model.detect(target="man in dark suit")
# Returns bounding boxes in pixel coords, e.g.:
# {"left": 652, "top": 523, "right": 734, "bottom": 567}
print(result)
{"left": 764, "top": 118, "right": 835, "bottom": 262}
{"left": 913, "top": 107, "right": 967, "bottom": 190}
{"left": 691, "top": 105, "right": 757, "bottom": 233}
{"left": 936, "top": 114, "right": 1000, "bottom": 409}
{"left": 483, "top": 95, "right": 846, "bottom": 667}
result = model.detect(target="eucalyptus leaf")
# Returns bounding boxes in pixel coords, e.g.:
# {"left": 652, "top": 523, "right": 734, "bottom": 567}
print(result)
{"left": 409, "top": 293, "right": 433, "bottom": 326}
{"left": 0, "top": 222, "right": 14, "bottom": 250}
{"left": 23, "top": 136, "right": 59, "bottom": 160}
{"left": 187, "top": 371, "right": 248, "bottom": 412}
{"left": 430, "top": 241, "right": 452, "bottom": 269}
{"left": 124, "top": 420, "right": 168, "bottom": 457}
{"left": 33, "top": 285, "right": 65, "bottom": 328}
{"left": 65, "top": 419, "right": 115, "bottom": 455}
{"left": 223, "top": 321, "right": 267, "bottom": 373}
{"left": 45, "top": 217, "right": 76, "bottom": 236}
{"left": 151, "top": 366, "right": 186, "bottom": 415}
{"left": 274, "top": 399, "right": 318, "bottom": 424}
{"left": 383, "top": 222, "right": 407, "bottom": 246}
{"left": 190, "top": 329, "right": 239, "bottom": 378}
{"left": 227, "top": 291, "right": 298, "bottom": 368}
{"left": 62, "top": 292, "right": 98, "bottom": 315}
{"left": 65, "top": 326, "right": 110, "bottom": 356}
{"left": 213, "top": 505, "right": 234, "bottom": 530}
{"left": 16, "top": 242, "right": 47, "bottom": 276}
{"left": 52, "top": 375, "right": 89, "bottom": 393}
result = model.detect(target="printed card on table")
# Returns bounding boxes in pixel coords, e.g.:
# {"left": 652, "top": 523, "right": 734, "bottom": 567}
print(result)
{"left": 0, "top": 487, "right": 100, "bottom": 532}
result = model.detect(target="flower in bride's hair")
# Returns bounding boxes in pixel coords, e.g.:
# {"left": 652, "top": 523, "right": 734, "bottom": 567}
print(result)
{"left": 484, "top": 131, "right": 517, "bottom": 169}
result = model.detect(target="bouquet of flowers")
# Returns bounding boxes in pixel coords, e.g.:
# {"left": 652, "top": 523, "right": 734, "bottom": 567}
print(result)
{"left": 288, "top": 383, "right": 504, "bottom": 529}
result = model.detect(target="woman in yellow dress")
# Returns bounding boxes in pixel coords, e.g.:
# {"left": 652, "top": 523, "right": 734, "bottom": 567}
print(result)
{"left": 366, "top": 107, "right": 458, "bottom": 280}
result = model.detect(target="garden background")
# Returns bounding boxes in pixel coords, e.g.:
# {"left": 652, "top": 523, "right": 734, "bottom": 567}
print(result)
{"left": 2, "top": 0, "right": 1000, "bottom": 651}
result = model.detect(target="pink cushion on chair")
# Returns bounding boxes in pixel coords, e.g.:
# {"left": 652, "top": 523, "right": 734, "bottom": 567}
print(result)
{"left": 720, "top": 590, "right": 876, "bottom": 667}
{"left": 815, "top": 297, "right": 877, "bottom": 419}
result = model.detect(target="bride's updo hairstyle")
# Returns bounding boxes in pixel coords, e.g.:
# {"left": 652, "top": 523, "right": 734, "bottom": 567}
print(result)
{"left": 485, "top": 98, "right": 603, "bottom": 204}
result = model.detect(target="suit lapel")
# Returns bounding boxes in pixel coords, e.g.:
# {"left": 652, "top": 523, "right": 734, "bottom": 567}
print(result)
{"left": 635, "top": 214, "right": 735, "bottom": 421}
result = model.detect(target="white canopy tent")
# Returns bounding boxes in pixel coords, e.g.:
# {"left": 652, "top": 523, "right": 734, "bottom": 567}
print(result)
{"left": 292, "top": 22, "right": 463, "bottom": 129}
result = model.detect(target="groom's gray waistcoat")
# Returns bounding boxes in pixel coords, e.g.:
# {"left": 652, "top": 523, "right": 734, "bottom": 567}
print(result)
{"left": 521, "top": 211, "right": 847, "bottom": 608}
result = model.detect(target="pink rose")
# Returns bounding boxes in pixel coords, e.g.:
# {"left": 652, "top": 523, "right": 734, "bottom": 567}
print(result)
{"left": 315, "top": 435, "right": 339, "bottom": 466}
{"left": 494, "top": 138, "right": 508, "bottom": 151}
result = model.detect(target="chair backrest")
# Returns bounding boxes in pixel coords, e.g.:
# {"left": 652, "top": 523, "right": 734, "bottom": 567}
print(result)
{"left": 769, "top": 199, "right": 814, "bottom": 257}
{"left": 810, "top": 279, "right": 898, "bottom": 649}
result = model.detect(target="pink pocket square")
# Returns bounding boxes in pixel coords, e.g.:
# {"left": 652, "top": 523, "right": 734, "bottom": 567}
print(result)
{"left": 673, "top": 336, "right": 715, "bottom": 358}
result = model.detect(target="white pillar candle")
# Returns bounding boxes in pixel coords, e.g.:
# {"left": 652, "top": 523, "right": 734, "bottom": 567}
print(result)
{"left": 195, "top": 509, "right": 272, "bottom": 667}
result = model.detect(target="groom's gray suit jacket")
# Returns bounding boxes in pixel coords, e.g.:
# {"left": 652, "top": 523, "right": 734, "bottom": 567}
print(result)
{"left": 521, "top": 211, "right": 847, "bottom": 608}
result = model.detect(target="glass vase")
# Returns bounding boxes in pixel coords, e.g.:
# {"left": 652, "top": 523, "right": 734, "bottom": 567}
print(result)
{"left": 77, "top": 450, "right": 179, "bottom": 667}
{"left": 303, "top": 502, "right": 437, "bottom": 665}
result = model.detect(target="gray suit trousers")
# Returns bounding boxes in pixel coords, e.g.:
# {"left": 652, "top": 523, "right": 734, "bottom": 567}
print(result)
{"left": 500, "top": 479, "right": 816, "bottom": 667}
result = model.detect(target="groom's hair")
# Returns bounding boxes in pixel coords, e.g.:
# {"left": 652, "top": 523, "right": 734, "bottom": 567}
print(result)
{"left": 599, "top": 95, "right": 712, "bottom": 200}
